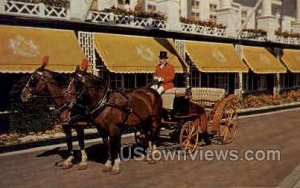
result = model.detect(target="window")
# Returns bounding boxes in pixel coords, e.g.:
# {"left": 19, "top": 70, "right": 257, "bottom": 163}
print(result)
{"left": 209, "top": 15, "right": 217, "bottom": 23}
{"left": 213, "top": 73, "right": 229, "bottom": 90}
{"left": 109, "top": 74, "right": 123, "bottom": 89}
{"left": 280, "top": 73, "right": 297, "bottom": 89}
{"left": 191, "top": 12, "right": 200, "bottom": 20}
{"left": 241, "top": 10, "right": 247, "bottom": 18}
{"left": 257, "top": 75, "right": 267, "bottom": 91}
{"left": 123, "top": 74, "right": 136, "bottom": 89}
{"left": 190, "top": 67, "right": 200, "bottom": 87}
{"left": 294, "top": 74, "right": 300, "bottom": 87}
{"left": 209, "top": 4, "right": 217, "bottom": 12}
{"left": 136, "top": 74, "right": 153, "bottom": 88}
{"left": 244, "top": 72, "right": 269, "bottom": 93}
{"left": 147, "top": 4, "right": 156, "bottom": 12}
{"left": 192, "top": 0, "right": 200, "bottom": 9}
{"left": 118, "top": 0, "right": 124, "bottom": 5}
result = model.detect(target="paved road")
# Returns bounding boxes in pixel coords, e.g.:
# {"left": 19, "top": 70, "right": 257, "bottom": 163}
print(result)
{"left": 1, "top": 109, "right": 300, "bottom": 188}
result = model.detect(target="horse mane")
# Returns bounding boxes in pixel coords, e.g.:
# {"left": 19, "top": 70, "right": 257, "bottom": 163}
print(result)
{"left": 44, "top": 69, "right": 71, "bottom": 88}
{"left": 85, "top": 72, "right": 107, "bottom": 88}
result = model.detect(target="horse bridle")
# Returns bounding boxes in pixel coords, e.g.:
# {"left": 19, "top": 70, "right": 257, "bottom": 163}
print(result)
{"left": 25, "top": 71, "right": 62, "bottom": 98}
{"left": 66, "top": 72, "right": 102, "bottom": 112}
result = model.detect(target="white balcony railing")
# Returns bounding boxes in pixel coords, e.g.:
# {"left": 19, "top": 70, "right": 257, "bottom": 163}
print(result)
{"left": 239, "top": 31, "right": 267, "bottom": 41}
{"left": 0, "top": 0, "right": 68, "bottom": 20}
{"left": 181, "top": 23, "right": 227, "bottom": 37}
{"left": 276, "top": 35, "right": 300, "bottom": 45}
{"left": 87, "top": 11, "right": 167, "bottom": 30}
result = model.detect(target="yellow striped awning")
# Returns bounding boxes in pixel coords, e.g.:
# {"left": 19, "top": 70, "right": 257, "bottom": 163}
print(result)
{"left": 243, "top": 46, "right": 286, "bottom": 74}
{"left": 0, "top": 25, "right": 86, "bottom": 73}
{"left": 281, "top": 49, "right": 300, "bottom": 73}
{"left": 93, "top": 33, "right": 185, "bottom": 73}
{"left": 185, "top": 41, "right": 248, "bottom": 73}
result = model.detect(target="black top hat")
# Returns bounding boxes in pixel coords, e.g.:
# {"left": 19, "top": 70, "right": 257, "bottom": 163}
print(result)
{"left": 159, "top": 51, "right": 168, "bottom": 59}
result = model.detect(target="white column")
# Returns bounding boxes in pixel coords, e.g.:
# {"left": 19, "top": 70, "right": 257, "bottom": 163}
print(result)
{"left": 97, "top": 0, "right": 113, "bottom": 10}
{"left": 261, "top": 0, "right": 272, "bottom": 17}
{"left": 130, "top": 0, "right": 137, "bottom": 10}
{"left": 180, "top": 0, "right": 188, "bottom": 18}
{"left": 256, "top": 0, "right": 277, "bottom": 41}
{"left": 199, "top": 0, "right": 210, "bottom": 21}
{"left": 69, "top": 0, "right": 93, "bottom": 21}
{"left": 297, "top": 0, "right": 300, "bottom": 22}
{"left": 221, "top": 0, "right": 232, "bottom": 9}
{"left": 0, "top": 0, "right": 5, "bottom": 14}
{"left": 216, "top": 0, "right": 237, "bottom": 37}
{"left": 156, "top": 0, "right": 181, "bottom": 31}
{"left": 292, "top": 0, "right": 300, "bottom": 32}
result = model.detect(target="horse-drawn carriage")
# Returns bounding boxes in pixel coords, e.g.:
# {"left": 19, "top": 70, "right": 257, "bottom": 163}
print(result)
{"left": 135, "top": 87, "right": 239, "bottom": 153}
{"left": 21, "top": 61, "right": 239, "bottom": 174}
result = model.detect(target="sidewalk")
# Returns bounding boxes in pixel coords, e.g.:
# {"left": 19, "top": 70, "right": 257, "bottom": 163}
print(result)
{"left": 278, "top": 163, "right": 300, "bottom": 188}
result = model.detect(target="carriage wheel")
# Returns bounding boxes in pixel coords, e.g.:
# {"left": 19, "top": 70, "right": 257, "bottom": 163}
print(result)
{"left": 180, "top": 121, "right": 199, "bottom": 153}
{"left": 218, "top": 107, "right": 238, "bottom": 144}
{"left": 134, "top": 128, "right": 148, "bottom": 148}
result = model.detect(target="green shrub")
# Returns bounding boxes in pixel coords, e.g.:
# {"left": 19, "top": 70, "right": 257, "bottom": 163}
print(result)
{"left": 9, "top": 75, "right": 58, "bottom": 134}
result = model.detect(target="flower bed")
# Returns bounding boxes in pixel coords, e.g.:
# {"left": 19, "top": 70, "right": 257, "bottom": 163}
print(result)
{"left": 238, "top": 89, "right": 300, "bottom": 109}
{"left": 7, "top": 0, "right": 70, "bottom": 8}
{"left": 0, "top": 125, "right": 63, "bottom": 146}
{"left": 275, "top": 30, "right": 300, "bottom": 39}
{"left": 180, "top": 17, "right": 226, "bottom": 29}
{"left": 101, "top": 6, "right": 166, "bottom": 20}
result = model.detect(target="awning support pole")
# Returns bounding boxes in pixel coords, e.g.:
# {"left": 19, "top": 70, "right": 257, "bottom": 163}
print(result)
{"left": 235, "top": 72, "right": 244, "bottom": 98}
{"left": 235, "top": 44, "right": 244, "bottom": 98}
{"left": 273, "top": 73, "right": 280, "bottom": 96}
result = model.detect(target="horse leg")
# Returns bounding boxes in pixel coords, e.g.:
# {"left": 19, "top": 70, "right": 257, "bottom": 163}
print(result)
{"left": 100, "top": 128, "right": 113, "bottom": 173}
{"left": 63, "top": 127, "right": 74, "bottom": 169}
{"left": 76, "top": 128, "right": 88, "bottom": 170}
{"left": 110, "top": 126, "right": 121, "bottom": 175}
{"left": 148, "top": 117, "right": 160, "bottom": 164}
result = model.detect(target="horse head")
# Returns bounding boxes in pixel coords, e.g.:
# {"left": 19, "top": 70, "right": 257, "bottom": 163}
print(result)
{"left": 21, "top": 62, "right": 54, "bottom": 102}
{"left": 66, "top": 66, "right": 108, "bottom": 110}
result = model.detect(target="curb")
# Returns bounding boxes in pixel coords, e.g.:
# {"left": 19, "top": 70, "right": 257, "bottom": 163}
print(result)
{"left": 1, "top": 104, "right": 300, "bottom": 154}
{"left": 277, "top": 163, "right": 300, "bottom": 188}
{"left": 0, "top": 128, "right": 135, "bottom": 153}
{"left": 237, "top": 102, "right": 300, "bottom": 116}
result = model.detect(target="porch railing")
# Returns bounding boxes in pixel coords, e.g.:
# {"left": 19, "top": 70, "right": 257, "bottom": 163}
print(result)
{"left": 0, "top": 0, "right": 68, "bottom": 20}
{"left": 181, "top": 23, "right": 227, "bottom": 37}
{"left": 87, "top": 11, "right": 167, "bottom": 30}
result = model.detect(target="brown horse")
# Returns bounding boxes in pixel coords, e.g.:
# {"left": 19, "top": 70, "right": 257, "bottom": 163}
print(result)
{"left": 21, "top": 63, "right": 90, "bottom": 170}
{"left": 66, "top": 67, "right": 162, "bottom": 175}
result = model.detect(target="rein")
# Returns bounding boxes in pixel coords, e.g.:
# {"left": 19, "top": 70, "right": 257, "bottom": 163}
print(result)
{"left": 27, "top": 73, "right": 68, "bottom": 111}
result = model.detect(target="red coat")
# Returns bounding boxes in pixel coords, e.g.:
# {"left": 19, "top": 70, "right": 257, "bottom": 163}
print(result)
{"left": 153, "top": 63, "right": 175, "bottom": 90}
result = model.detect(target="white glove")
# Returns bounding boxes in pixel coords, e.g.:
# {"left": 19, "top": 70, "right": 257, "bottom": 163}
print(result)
{"left": 157, "top": 77, "right": 164, "bottom": 82}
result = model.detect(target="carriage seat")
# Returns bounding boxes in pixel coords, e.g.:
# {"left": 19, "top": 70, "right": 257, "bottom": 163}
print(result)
{"left": 191, "top": 88, "right": 225, "bottom": 108}
{"left": 161, "top": 88, "right": 186, "bottom": 110}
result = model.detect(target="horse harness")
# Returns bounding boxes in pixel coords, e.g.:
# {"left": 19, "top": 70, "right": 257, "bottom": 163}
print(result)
{"left": 90, "top": 88, "right": 145, "bottom": 126}
{"left": 26, "top": 71, "right": 68, "bottom": 113}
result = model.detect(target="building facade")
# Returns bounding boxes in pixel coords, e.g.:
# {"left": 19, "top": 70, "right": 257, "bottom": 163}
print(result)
{"left": 1, "top": 0, "right": 300, "bottom": 96}
{"left": 94, "top": 0, "right": 300, "bottom": 35}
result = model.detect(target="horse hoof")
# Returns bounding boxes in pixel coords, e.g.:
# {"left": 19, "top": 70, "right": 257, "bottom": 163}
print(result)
{"left": 62, "top": 163, "right": 73, "bottom": 169}
{"left": 147, "top": 159, "right": 156, "bottom": 165}
{"left": 102, "top": 165, "right": 112, "bottom": 173}
{"left": 111, "top": 168, "right": 121, "bottom": 175}
{"left": 78, "top": 162, "right": 88, "bottom": 170}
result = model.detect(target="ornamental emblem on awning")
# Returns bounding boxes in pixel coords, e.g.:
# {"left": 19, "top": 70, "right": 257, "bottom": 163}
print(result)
{"left": 211, "top": 49, "right": 226, "bottom": 63}
{"left": 259, "top": 54, "right": 272, "bottom": 65}
{"left": 136, "top": 44, "right": 155, "bottom": 62}
{"left": 9, "top": 34, "right": 40, "bottom": 58}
